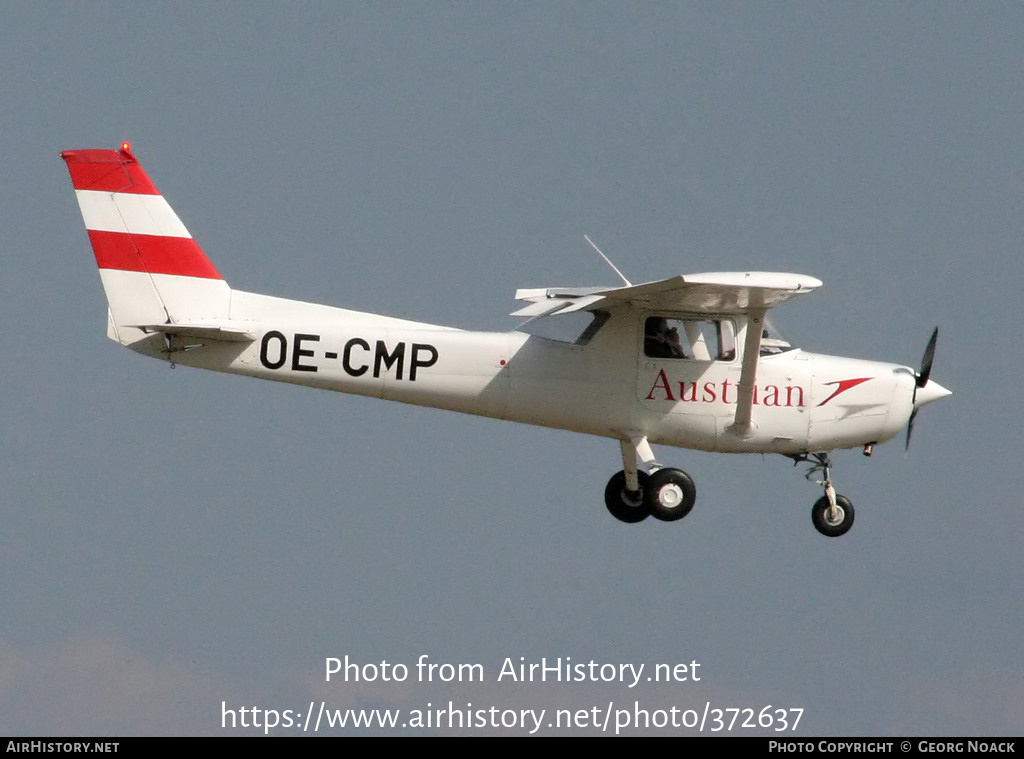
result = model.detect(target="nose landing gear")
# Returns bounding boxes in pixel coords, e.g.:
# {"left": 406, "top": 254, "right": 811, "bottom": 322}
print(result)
{"left": 800, "top": 453, "right": 855, "bottom": 537}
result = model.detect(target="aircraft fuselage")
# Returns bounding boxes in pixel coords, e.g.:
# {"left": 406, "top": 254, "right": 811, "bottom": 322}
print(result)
{"left": 121, "top": 290, "right": 914, "bottom": 457}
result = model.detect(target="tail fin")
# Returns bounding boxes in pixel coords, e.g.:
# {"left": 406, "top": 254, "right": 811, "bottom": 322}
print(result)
{"left": 62, "top": 144, "right": 231, "bottom": 347}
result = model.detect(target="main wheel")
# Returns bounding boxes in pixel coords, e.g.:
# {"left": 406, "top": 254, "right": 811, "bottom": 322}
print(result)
{"left": 604, "top": 471, "right": 651, "bottom": 523}
{"left": 811, "top": 494, "right": 854, "bottom": 537}
{"left": 646, "top": 467, "right": 696, "bottom": 522}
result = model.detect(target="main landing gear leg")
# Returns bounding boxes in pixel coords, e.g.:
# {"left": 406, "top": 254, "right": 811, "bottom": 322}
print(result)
{"left": 604, "top": 436, "right": 696, "bottom": 524}
{"left": 802, "top": 452, "right": 855, "bottom": 537}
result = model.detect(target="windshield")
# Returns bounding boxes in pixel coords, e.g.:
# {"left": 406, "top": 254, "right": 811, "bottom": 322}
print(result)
{"left": 760, "top": 317, "right": 796, "bottom": 355}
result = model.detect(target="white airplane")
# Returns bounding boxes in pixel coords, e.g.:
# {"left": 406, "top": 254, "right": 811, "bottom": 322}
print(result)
{"left": 62, "top": 144, "right": 951, "bottom": 537}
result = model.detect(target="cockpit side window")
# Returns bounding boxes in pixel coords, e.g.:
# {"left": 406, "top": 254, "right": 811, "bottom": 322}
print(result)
{"left": 644, "top": 317, "right": 736, "bottom": 361}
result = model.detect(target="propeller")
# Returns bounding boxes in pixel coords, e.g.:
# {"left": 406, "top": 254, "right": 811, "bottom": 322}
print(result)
{"left": 906, "top": 327, "right": 939, "bottom": 450}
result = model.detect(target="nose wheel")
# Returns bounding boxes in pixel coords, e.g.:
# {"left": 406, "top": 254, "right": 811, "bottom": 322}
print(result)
{"left": 800, "top": 453, "right": 855, "bottom": 537}
{"left": 812, "top": 494, "right": 855, "bottom": 537}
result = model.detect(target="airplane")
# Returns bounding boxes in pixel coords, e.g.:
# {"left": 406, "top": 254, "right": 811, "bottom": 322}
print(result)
{"left": 62, "top": 143, "right": 951, "bottom": 537}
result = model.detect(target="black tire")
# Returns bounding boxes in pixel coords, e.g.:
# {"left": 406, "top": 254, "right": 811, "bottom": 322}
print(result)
{"left": 604, "top": 471, "right": 651, "bottom": 523}
{"left": 646, "top": 468, "right": 696, "bottom": 522}
{"left": 812, "top": 494, "right": 854, "bottom": 537}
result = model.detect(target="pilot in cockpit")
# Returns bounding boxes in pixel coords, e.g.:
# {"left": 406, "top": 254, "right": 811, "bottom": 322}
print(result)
{"left": 645, "top": 318, "right": 686, "bottom": 358}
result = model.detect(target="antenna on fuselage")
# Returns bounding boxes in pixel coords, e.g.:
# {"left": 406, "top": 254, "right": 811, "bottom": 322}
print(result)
{"left": 584, "top": 235, "right": 632, "bottom": 287}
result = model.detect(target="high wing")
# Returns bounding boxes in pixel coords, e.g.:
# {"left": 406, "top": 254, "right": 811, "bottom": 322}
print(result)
{"left": 513, "top": 271, "right": 823, "bottom": 435}
{"left": 513, "top": 271, "right": 821, "bottom": 316}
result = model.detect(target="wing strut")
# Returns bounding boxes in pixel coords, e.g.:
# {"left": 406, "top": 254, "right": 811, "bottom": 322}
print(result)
{"left": 728, "top": 311, "right": 765, "bottom": 435}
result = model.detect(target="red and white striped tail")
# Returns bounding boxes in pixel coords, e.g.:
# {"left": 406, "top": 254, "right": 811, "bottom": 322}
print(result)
{"left": 62, "top": 144, "right": 230, "bottom": 344}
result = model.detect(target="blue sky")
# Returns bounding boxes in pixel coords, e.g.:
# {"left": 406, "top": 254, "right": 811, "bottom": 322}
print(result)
{"left": 1, "top": 3, "right": 1020, "bottom": 735}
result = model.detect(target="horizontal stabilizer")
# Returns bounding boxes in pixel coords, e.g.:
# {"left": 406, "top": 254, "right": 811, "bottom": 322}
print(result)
{"left": 136, "top": 322, "right": 255, "bottom": 342}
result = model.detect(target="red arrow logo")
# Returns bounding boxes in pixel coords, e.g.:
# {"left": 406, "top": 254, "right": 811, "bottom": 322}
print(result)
{"left": 817, "top": 377, "right": 873, "bottom": 407}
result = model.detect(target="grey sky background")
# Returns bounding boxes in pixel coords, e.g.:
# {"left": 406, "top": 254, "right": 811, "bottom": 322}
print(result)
{"left": 2, "top": 3, "right": 1020, "bottom": 736}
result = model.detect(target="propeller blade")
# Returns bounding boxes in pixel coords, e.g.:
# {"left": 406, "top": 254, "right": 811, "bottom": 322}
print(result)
{"left": 905, "top": 408, "right": 918, "bottom": 450}
{"left": 907, "top": 327, "right": 943, "bottom": 451}
{"left": 917, "top": 326, "right": 938, "bottom": 389}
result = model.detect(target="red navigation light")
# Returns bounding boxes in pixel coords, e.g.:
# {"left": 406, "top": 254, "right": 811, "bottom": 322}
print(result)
{"left": 121, "top": 142, "right": 131, "bottom": 152}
